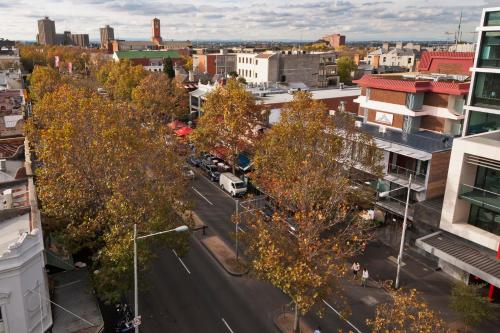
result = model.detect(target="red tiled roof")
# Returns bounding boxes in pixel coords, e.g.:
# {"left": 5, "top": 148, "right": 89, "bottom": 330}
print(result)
{"left": 418, "top": 51, "right": 474, "bottom": 75}
{"left": 353, "top": 75, "right": 470, "bottom": 96}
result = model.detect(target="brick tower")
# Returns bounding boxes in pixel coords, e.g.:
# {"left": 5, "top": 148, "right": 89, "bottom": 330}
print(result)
{"left": 151, "top": 17, "right": 162, "bottom": 44}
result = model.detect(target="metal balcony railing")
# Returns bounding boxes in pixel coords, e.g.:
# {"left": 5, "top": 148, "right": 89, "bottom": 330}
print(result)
{"left": 387, "top": 164, "right": 426, "bottom": 185}
{"left": 459, "top": 184, "right": 500, "bottom": 213}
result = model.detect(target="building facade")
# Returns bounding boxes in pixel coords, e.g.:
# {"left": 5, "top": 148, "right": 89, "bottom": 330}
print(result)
{"left": 113, "top": 50, "right": 183, "bottom": 72}
{"left": 235, "top": 51, "right": 338, "bottom": 88}
{"left": 364, "top": 46, "right": 419, "bottom": 70}
{"left": 417, "top": 7, "right": 500, "bottom": 301}
{"left": 37, "top": 17, "right": 56, "bottom": 45}
{"left": 152, "top": 18, "right": 162, "bottom": 44}
{"left": 70, "top": 34, "right": 89, "bottom": 48}
{"left": 353, "top": 51, "right": 474, "bottom": 246}
{"left": 100, "top": 25, "right": 114, "bottom": 49}
{"left": 193, "top": 50, "right": 236, "bottom": 76}
{"left": 322, "top": 33, "right": 346, "bottom": 48}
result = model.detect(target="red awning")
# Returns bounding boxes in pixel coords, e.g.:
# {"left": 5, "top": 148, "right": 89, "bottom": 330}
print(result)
{"left": 169, "top": 120, "right": 187, "bottom": 130}
{"left": 175, "top": 126, "right": 193, "bottom": 136}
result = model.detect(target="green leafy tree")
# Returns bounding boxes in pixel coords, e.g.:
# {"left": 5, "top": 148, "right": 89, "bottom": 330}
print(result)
{"left": 192, "top": 78, "right": 264, "bottom": 173}
{"left": 164, "top": 57, "right": 175, "bottom": 79}
{"left": 244, "top": 91, "right": 382, "bottom": 332}
{"left": 337, "top": 56, "right": 357, "bottom": 83}
{"left": 27, "top": 84, "right": 189, "bottom": 303}
{"left": 451, "top": 282, "right": 494, "bottom": 332}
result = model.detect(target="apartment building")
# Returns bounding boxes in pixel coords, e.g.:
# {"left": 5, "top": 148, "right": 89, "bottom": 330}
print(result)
{"left": 37, "top": 17, "right": 56, "bottom": 45}
{"left": 235, "top": 50, "right": 339, "bottom": 88}
{"left": 417, "top": 7, "right": 500, "bottom": 301}
{"left": 353, "top": 51, "right": 474, "bottom": 245}
{"left": 193, "top": 50, "right": 236, "bottom": 76}
{"left": 322, "top": 33, "right": 346, "bottom": 48}
{"left": 99, "top": 25, "right": 114, "bottom": 49}
{"left": 364, "top": 45, "right": 419, "bottom": 70}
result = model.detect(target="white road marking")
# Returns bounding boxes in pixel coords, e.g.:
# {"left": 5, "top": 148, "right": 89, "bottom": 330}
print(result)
{"left": 322, "top": 299, "right": 363, "bottom": 333}
{"left": 221, "top": 318, "right": 234, "bottom": 333}
{"left": 192, "top": 187, "right": 214, "bottom": 206}
{"left": 172, "top": 249, "right": 191, "bottom": 274}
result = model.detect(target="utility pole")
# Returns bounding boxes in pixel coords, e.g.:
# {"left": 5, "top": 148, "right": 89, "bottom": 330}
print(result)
{"left": 395, "top": 174, "right": 412, "bottom": 289}
{"left": 235, "top": 199, "right": 239, "bottom": 261}
{"left": 134, "top": 223, "right": 139, "bottom": 333}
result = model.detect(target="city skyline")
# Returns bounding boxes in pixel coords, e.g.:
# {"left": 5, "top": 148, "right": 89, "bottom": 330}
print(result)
{"left": 0, "top": 0, "right": 497, "bottom": 42}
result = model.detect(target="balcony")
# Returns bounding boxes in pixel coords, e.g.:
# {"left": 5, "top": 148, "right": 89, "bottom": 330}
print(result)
{"left": 384, "top": 163, "right": 427, "bottom": 192}
{"left": 376, "top": 195, "right": 415, "bottom": 220}
{"left": 459, "top": 184, "right": 500, "bottom": 214}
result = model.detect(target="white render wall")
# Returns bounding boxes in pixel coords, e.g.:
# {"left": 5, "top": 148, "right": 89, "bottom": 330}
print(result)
{"left": 439, "top": 131, "right": 500, "bottom": 251}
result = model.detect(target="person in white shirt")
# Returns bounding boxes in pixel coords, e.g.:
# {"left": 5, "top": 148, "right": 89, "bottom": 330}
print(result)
{"left": 313, "top": 326, "right": 321, "bottom": 333}
{"left": 351, "top": 262, "right": 360, "bottom": 280}
{"left": 361, "top": 268, "right": 369, "bottom": 287}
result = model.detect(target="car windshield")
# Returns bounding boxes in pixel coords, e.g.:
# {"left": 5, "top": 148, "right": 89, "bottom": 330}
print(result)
{"left": 234, "top": 182, "right": 246, "bottom": 189}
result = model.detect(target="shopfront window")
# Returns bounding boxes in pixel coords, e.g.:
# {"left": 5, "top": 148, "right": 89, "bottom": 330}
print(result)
{"left": 479, "top": 32, "right": 500, "bottom": 68}
{"left": 466, "top": 111, "right": 500, "bottom": 135}
{"left": 485, "top": 11, "right": 500, "bottom": 26}
{"left": 472, "top": 72, "right": 500, "bottom": 110}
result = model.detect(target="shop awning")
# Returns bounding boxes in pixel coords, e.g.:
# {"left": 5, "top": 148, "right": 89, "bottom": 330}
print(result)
{"left": 237, "top": 153, "right": 252, "bottom": 172}
{"left": 416, "top": 231, "right": 500, "bottom": 288}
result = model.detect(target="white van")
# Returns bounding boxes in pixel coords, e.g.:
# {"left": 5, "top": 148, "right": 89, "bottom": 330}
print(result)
{"left": 219, "top": 172, "right": 247, "bottom": 197}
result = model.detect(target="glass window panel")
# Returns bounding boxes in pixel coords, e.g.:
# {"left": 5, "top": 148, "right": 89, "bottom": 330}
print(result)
{"left": 466, "top": 111, "right": 500, "bottom": 135}
{"left": 479, "top": 32, "right": 500, "bottom": 68}
{"left": 485, "top": 11, "right": 500, "bottom": 26}
{"left": 471, "top": 72, "right": 500, "bottom": 110}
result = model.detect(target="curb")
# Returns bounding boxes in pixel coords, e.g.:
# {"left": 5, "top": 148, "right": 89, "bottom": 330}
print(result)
{"left": 199, "top": 236, "right": 249, "bottom": 277}
{"left": 272, "top": 312, "right": 313, "bottom": 333}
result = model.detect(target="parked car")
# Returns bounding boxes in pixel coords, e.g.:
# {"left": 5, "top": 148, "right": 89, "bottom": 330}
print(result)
{"left": 201, "top": 164, "right": 220, "bottom": 181}
{"left": 219, "top": 172, "right": 247, "bottom": 197}
{"left": 187, "top": 155, "right": 201, "bottom": 167}
{"left": 182, "top": 165, "right": 195, "bottom": 180}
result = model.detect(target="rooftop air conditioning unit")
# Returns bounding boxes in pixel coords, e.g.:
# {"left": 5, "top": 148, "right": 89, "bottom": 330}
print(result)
{"left": 355, "top": 120, "right": 362, "bottom": 128}
{"left": 379, "top": 125, "right": 387, "bottom": 134}
{"left": 0, "top": 159, "right": 6, "bottom": 171}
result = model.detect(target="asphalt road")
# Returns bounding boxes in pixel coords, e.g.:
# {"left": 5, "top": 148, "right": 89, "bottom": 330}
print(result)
{"left": 136, "top": 170, "right": 368, "bottom": 333}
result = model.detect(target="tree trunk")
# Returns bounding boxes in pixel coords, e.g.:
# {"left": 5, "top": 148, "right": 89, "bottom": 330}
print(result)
{"left": 293, "top": 301, "right": 300, "bottom": 333}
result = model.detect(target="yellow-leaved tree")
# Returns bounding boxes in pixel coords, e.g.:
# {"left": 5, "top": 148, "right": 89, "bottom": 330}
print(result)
{"left": 244, "top": 91, "right": 382, "bottom": 332}
{"left": 96, "top": 59, "right": 147, "bottom": 100}
{"left": 191, "top": 78, "right": 265, "bottom": 173}
{"left": 367, "top": 288, "right": 448, "bottom": 333}
{"left": 27, "top": 83, "right": 189, "bottom": 303}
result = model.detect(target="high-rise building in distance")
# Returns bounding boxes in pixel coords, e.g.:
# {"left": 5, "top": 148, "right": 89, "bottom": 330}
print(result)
{"left": 100, "top": 25, "right": 114, "bottom": 49}
{"left": 151, "top": 17, "right": 162, "bottom": 44}
{"left": 70, "top": 34, "right": 90, "bottom": 47}
{"left": 37, "top": 16, "right": 56, "bottom": 45}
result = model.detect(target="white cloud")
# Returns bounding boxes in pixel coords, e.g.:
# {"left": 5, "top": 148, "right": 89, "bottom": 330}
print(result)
{"left": 0, "top": 0, "right": 493, "bottom": 41}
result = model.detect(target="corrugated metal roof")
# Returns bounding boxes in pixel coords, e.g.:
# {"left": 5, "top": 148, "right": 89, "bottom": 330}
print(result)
{"left": 418, "top": 232, "right": 500, "bottom": 286}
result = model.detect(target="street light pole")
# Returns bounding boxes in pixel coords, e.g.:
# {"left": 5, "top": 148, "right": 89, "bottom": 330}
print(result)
{"left": 133, "top": 224, "right": 189, "bottom": 332}
{"left": 395, "top": 174, "right": 412, "bottom": 289}
{"left": 235, "top": 199, "right": 239, "bottom": 262}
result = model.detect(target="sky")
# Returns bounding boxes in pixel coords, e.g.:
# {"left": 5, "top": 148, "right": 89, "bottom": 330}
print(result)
{"left": 0, "top": 0, "right": 498, "bottom": 42}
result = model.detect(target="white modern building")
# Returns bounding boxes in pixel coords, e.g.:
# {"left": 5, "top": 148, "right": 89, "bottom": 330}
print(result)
{"left": 364, "top": 46, "right": 418, "bottom": 70}
{"left": 236, "top": 50, "right": 338, "bottom": 88}
{"left": 0, "top": 141, "right": 52, "bottom": 333}
{"left": 417, "top": 7, "right": 500, "bottom": 301}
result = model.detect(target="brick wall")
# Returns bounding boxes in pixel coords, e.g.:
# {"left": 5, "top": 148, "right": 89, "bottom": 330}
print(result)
{"left": 369, "top": 88, "right": 407, "bottom": 105}
{"left": 367, "top": 109, "right": 404, "bottom": 129}
{"left": 423, "top": 93, "right": 448, "bottom": 108}
{"left": 420, "top": 116, "right": 445, "bottom": 132}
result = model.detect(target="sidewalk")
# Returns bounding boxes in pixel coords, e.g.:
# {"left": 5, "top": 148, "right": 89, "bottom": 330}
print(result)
{"left": 343, "top": 240, "right": 499, "bottom": 333}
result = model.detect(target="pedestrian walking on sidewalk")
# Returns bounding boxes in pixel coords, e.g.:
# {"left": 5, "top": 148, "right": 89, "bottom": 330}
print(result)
{"left": 351, "top": 262, "right": 360, "bottom": 280}
{"left": 361, "top": 268, "right": 369, "bottom": 287}
{"left": 313, "top": 326, "right": 321, "bottom": 333}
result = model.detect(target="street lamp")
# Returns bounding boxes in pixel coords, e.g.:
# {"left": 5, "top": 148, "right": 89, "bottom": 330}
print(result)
{"left": 377, "top": 174, "right": 413, "bottom": 288}
{"left": 133, "top": 224, "right": 189, "bottom": 332}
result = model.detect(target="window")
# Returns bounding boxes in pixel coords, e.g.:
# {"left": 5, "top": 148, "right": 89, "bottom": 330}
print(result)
{"left": 406, "top": 93, "right": 424, "bottom": 111}
{"left": 485, "top": 11, "right": 500, "bottom": 26}
{"left": 467, "top": 111, "right": 500, "bottom": 135}
{"left": 0, "top": 307, "right": 4, "bottom": 333}
{"left": 408, "top": 57, "right": 412, "bottom": 64}
{"left": 255, "top": 72, "right": 258, "bottom": 78}
{"left": 256, "top": 60, "right": 258, "bottom": 65}
{"left": 472, "top": 72, "right": 500, "bottom": 110}
{"left": 383, "top": 57, "right": 386, "bottom": 62}
{"left": 478, "top": 31, "right": 500, "bottom": 68}
{"left": 468, "top": 205, "right": 500, "bottom": 236}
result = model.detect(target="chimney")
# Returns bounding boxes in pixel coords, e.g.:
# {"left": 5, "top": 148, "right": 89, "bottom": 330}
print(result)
{"left": 373, "top": 55, "right": 380, "bottom": 69}
{"left": 382, "top": 42, "right": 389, "bottom": 52}
{"left": 396, "top": 41, "right": 403, "bottom": 50}
{"left": 353, "top": 53, "right": 360, "bottom": 65}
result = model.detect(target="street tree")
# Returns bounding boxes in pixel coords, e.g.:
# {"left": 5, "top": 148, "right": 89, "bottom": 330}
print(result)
{"left": 192, "top": 78, "right": 265, "bottom": 173}
{"left": 337, "top": 56, "right": 357, "bottom": 83}
{"left": 450, "top": 282, "right": 494, "bottom": 332}
{"left": 244, "top": 91, "right": 382, "bottom": 332}
{"left": 29, "top": 65, "right": 61, "bottom": 102}
{"left": 183, "top": 56, "right": 193, "bottom": 72}
{"left": 367, "top": 287, "right": 448, "bottom": 333}
{"left": 131, "top": 72, "right": 188, "bottom": 127}
{"left": 96, "top": 59, "right": 146, "bottom": 100}
{"left": 27, "top": 84, "right": 189, "bottom": 303}
{"left": 164, "top": 57, "right": 175, "bottom": 79}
